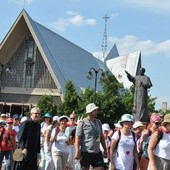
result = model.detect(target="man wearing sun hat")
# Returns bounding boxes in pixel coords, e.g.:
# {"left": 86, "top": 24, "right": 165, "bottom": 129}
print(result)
{"left": 75, "top": 103, "right": 107, "bottom": 169}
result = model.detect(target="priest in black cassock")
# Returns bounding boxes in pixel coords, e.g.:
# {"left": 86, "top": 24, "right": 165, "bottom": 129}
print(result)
{"left": 15, "top": 107, "right": 41, "bottom": 170}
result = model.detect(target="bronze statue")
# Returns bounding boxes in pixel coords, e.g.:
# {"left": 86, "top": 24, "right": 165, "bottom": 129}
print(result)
{"left": 125, "top": 68, "right": 152, "bottom": 122}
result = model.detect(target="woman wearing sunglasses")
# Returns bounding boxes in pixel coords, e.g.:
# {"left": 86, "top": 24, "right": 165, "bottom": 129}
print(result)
{"left": 148, "top": 114, "right": 170, "bottom": 170}
{"left": 139, "top": 113, "right": 162, "bottom": 170}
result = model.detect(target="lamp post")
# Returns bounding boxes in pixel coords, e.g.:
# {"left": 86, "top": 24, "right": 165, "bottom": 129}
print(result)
{"left": 87, "top": 67, "right": 104, "bottom": 102}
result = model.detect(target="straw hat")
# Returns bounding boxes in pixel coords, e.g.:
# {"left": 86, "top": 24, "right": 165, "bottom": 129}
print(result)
{"left": 13, "top": 148, "right": 24, "bottom": 162}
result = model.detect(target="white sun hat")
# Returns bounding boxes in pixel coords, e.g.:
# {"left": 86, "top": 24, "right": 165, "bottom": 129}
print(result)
{"left": 133, "top": 121, "right": 145, "bottom": 129}
{"left": 119, "top": 114, "right": 134, "bottom": 124}
{"left": 86, "top": 103, "right": 98, "bottom": 114}
{"left": 102, "top": 123, "right": 111, "bottom": 131}
{"left": 53, "top": 116, "right": 59, "bottom": 122}
{"left": 58, "top": 115, "right": 70, "bottom": 122}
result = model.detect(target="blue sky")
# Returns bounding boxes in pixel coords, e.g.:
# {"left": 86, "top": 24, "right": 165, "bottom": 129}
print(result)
{"left": 0, "top": 0, "right": 170, "bottom": 110}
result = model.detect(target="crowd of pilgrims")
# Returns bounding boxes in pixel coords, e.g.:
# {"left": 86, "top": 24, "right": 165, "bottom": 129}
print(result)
{"left": 0, "top": 104, "right": 170, "bottom": 170}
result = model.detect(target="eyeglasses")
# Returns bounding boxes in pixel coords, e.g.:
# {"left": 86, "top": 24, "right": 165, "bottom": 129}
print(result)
{"left": 33, "top": 113, "right": 40, "bottom": 115}
{"left": 70, "top": 118, "right": 76, "bottom": 120}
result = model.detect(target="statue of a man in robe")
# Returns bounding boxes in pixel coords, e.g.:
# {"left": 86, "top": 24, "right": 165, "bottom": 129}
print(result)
{"left": 125, "top": 68, "right": 152, "bottom": 122}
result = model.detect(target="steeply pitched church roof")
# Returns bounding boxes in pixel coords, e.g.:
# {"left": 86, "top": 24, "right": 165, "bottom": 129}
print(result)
{"left": 0, "top": 10, "right": 102, "bottom": 95}
{"left": 105, "top": 44, "right": 119, "bottom": 61}
{"left": 106, "top": 50, "right": 141, "bottom": 88}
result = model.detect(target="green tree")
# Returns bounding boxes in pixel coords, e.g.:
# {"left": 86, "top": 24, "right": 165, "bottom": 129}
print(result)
{"left": 77, "top": 88, "right": 95, "bottom": 118}
{"left": 58, "top": 80, "right": 79, "bottom": 116}
{"left": 37, "top": 95, "right": 58, "bottom": 116}
{"left": 97, "top": 71, "right": 125, "bottom": 123}
{"left": 120, "top": 86, "right": 134, "bottom": 114}
{"left": 147, "top": 96, "right": 157, "bottom": 116}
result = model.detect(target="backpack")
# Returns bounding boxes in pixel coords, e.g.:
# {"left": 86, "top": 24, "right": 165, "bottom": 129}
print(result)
{"left": 142, "top": 129, "right": 163, "bottom": 159}
{"left": 115, "top": 130, "right": 136, "bottom": 151}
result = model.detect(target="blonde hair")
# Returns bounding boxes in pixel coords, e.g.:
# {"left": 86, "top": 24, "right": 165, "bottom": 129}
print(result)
{"left": 30, "top": 107, "right": 40, "bottom": 114}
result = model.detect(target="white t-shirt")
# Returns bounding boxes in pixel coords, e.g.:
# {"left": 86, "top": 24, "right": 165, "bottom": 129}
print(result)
{"left": 112, "top": 130, "right": 135, "bottom": 170}
{"left": 44, "top": 124, "right": 53, "bottom": 152}
{"left": 51, "top": 128, "right": 69, "bottom": 154}
{"left": 12, "top": 125, "right": 20, "bottom": 142}
{"left": 41, "top": 123, "right": 50, "bottom": 148}
{"left": 154, "top": 132, "right": 170, "bottom": 160}
{"left": 100, "top": 136, "right": 111, "bottom": 163}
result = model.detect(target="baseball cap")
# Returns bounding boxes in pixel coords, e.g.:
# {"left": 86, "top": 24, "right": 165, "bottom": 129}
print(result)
{"left": 13, "top": 114, "right": 19, "bottom": 120}
{"left": 102, "top": 123, "right": 110, "bottom": 131}
{"left": 6, "top": 118, "right": 13, "bottom": 124}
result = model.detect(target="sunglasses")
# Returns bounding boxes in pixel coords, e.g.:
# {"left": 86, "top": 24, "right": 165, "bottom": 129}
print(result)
{"left": 7, "top": 122, "right": 13, "bottom": 124}
{"left": 70, "top": 118, "right": 76, "bottom": 120}
{"left": 155, "top": 122, "right": 161, "bottom": 125}
{"left": 138, "top": 127, "right": 144, "bottom": 131}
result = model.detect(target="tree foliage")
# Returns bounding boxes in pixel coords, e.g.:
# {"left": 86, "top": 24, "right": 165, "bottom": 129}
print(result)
{"left": 97, "top": 71, "right": 125, "bottom": 123}
{"left": 57, "top": 80, "right": 79, "bottom": 116}
{"left": 37, "top": 95, "right": 58, "bottom": 116}
{"left": 37, "top": 71, "right": 156, "bottom": 124}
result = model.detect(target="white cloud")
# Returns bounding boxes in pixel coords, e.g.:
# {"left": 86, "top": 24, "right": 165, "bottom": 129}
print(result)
{"left": 8, "top": 0, "right": 32, "bottom": 5}
{"left": 66, "top": 11, "right": 79, "bottom": 16}
{"left": 108, "top": 35, "right": 170, "bottom": 57}
{"left": 122, "top": 0, "right": 170, "bottom": 14}
{"left": 70, "top": 15, "right": 84, "bottom": 26}
{"left": 93, "top": 35, "right": 170, "bottom": 61}
{"left": 53, "top": 11, "right": 96, "bottom": 31}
